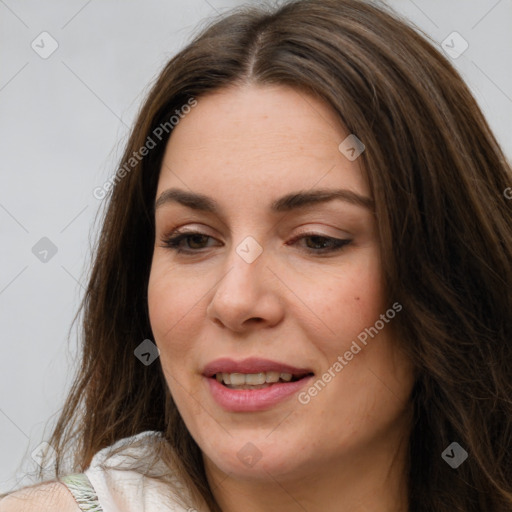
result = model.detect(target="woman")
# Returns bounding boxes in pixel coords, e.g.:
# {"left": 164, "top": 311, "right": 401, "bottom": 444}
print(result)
{"left": 2, "top": 0, "right": 512, "bottom": 510}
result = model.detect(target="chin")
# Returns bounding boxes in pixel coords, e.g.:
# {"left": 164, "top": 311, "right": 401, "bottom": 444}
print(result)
{"left": 201, "top": 432, "right": 314, "bottom": 480}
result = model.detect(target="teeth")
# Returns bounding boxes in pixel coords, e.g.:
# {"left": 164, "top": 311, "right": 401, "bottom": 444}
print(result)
{"left": 230, "top": 373, "right": 247, "bottom": 386}
{"left": 265, "top": 371, "right": 280, "bottom": 383}
{"left": 215, "top": 371, "right": 296, "bottom": 386}
{"left": 245, "top": 373, "right": 266, "bottom": 385}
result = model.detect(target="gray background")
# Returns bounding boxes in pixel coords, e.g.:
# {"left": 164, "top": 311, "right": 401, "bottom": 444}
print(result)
{"left": 1, "top": 0, "right": 511, "bottom": 494}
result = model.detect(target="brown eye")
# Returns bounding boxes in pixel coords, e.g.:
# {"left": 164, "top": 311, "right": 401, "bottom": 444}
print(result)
{"left": 161, "top": 231, "right": 218, "bottom": 254}
{"left": 287, "top": 233, "right": 352, "bottom": 254}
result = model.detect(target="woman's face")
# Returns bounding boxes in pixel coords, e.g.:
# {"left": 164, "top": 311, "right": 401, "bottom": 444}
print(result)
{"left": 148, "top": 84, "right": 415, "bottom": 484}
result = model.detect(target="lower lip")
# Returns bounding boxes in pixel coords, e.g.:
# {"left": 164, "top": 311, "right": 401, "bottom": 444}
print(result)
{"left": 205, "top": 375, "right": 314, "bottom": 412}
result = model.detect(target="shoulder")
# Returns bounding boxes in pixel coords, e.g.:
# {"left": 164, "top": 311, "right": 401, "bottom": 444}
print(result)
{"left": 0, "top": 481, "right": 80, "bottom": 512}
{"left": 84, "top": 430, "right": 203, "bottom": 511}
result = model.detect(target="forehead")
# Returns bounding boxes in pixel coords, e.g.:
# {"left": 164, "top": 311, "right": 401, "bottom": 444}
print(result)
{"left": 157, "top": 84, "right": 369, "bottom": 204}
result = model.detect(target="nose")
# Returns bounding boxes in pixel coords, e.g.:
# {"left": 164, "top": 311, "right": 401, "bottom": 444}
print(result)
{"left": 206, "top": 243, "right": 285, "bottom": 333}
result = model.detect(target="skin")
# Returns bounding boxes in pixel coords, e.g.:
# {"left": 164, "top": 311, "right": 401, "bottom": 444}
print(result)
{"left": 148, "top": 84, "right": 416, "bottom": 512}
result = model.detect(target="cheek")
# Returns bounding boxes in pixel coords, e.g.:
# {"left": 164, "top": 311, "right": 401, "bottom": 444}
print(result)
{"left": 147, "top": 259, "right": 202, "bottom": 361}
{"left": 147, "top": 264, "right": 206, "bottom": 413}
{"left": 312, "top": 254, "right": 411, "bottom": 426}
{"left": 309, "top": 249, "right": 386, "bottom": 344}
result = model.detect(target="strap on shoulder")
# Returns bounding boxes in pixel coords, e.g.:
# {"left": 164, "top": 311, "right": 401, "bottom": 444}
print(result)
{"left": 60, "top": 473, "right": 104, "bottom": 512}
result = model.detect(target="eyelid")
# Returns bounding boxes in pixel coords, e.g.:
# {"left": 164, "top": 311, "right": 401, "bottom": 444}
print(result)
{"left": 158, "top": 222, "right": 213, "bottom": 237}
{"left": 159, "top": 223, "right": 351, "bottom": 242}
{"left": 291, "top": 224, "right": 353, "bottom": 239}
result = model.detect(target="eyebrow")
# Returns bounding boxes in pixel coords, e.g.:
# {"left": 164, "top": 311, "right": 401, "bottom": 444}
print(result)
{"left": 154, "top": 187, "right": 374, "bottom": 214}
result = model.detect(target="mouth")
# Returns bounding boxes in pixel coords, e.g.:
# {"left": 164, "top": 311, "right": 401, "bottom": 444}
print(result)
{"left": 202, "top": 358, "right": 315, "bottom": 412}
{"left": 202, "top": 357, "right": 315, "bottom": 390}
{"left": 211, "top": 371, "right": 314, "bottom": 390}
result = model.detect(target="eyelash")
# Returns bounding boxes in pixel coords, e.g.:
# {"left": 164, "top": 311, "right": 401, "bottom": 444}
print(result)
{"left": 159, "top": 229, "right": 352, "bottom": 255}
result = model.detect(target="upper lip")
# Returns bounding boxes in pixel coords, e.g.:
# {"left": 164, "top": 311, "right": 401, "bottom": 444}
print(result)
{"left": 202, "top": 357, "right": 314, "bottom": 378}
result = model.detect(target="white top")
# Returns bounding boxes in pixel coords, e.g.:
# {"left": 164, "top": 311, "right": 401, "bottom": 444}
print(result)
{"left": 61, "top": 430, "right": 206, "bottom": 512}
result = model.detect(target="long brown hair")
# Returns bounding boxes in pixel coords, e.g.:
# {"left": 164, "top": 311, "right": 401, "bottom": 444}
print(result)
{"left": 34, "top": 0, "right": 512, "bottom": 510}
